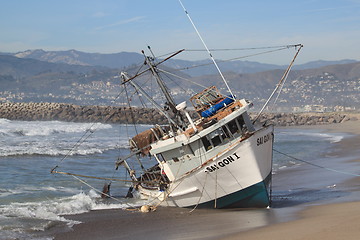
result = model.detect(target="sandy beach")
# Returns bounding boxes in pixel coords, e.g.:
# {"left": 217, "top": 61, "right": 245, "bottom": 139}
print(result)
{"left": 223, "top": 119, "right": 360, "bottom": 240}
{"left": 53, "top": 118, "right": 360, "bottom": 240}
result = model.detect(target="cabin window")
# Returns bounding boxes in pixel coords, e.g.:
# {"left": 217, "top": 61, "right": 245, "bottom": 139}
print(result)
{"left": 202, "top": 127, "right": 230, "bottom": 151}
{"left": 209, "top": 130, "right": 222, "bottom": 147}
{"left": 201, "top": 136, "right": 212, "bottom": 151}
{"left": 227, "top": 119, "right": 239, "bottom": 135}
{"left": 221, "top": 126, "right": 231, "bottom": 140}
{"left": 160, "top": 149, "right": 181, "bottom": 162}
{"left": 237, "top": 115, "right": 246, "bottom": 131}
{"left": 156, "top": 153, "right": 166, "bottom": 162}
{"left": 241, "top": 113, "right": 255, "bottom": 132}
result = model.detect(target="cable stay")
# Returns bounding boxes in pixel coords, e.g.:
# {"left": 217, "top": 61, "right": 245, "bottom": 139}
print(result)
{"left": 253, "top": 44, "right": 303, "bottom": 124}
{"left": 273, "top": 148, "right": 360, "bottom": 177}
{"left": 120, "top": 49, "right": 185, "bottom": 84}
{"left": 179, "top": 0, "right": 235, "bottom": 99}
{"left": 185, "top": 44, "right": 302, "bottom": 52}
{"left": 171, "top": 44, "right": 302, "bottom": 72}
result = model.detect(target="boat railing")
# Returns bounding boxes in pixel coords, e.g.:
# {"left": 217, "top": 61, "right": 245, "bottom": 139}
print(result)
{"left": 140, "top": 169, "right": 169, "bottom": 189}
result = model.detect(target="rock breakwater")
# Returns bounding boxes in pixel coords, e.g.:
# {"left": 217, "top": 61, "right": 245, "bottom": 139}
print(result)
{"left": 0, "top": 102, "right": 358, "bottom": 126}
{"left": 0, "top": 102, "right": 167, "bottom": 124}
{"left": 251, "top": 112, "right": 359, "bottom": 126}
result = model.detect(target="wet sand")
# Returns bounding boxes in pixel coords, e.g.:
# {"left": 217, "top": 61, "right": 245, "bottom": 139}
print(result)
{"left": 54, "top": 119, "right": 360, "bottom": 240}
{"left": 223, "top": 119, "right": 360, "bottom": 240}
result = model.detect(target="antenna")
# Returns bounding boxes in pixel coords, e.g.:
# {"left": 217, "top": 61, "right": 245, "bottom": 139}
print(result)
{"left": 178, "top": 0, "right": 235, "bottom": 99}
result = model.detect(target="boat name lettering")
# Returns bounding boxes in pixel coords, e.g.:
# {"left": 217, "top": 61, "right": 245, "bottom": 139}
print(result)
{"left": 205, "top": 153, "right": 240, "bottom": 173}
{"left": 257, "top": 133, "right": 272, "bottom": 146}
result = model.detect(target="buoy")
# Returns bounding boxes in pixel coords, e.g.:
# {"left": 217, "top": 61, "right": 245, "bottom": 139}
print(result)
{"left": 140, "top": 205, "right": 150, "bottom": 212}
{"left": 140, "top": 205, "right": 156, "bottom": 212}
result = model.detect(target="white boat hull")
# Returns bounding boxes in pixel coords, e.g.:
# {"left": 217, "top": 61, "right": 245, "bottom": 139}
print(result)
{"left": 138, "top": 125, "right": 274, "bottom": 208}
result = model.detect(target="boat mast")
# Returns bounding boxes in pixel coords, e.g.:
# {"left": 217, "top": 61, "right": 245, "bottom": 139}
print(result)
{"left": 120, "top": 72, "right": 179, "bottom": 129}
{"left": 143, "top": 50, "right": 177, "bottom": 112}
{"left": 142, "top": 49, "right": 187, "bottom": 129}
{"left": 252, "top": 44, "right": 303, "bottom": 123}
{"left": 178, "top": 0, "right": 235, "bottom": 99}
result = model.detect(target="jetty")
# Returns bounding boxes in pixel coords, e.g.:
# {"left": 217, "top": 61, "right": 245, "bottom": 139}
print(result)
{"left": 0, "top": 102, "right": 358, "bottom": 126}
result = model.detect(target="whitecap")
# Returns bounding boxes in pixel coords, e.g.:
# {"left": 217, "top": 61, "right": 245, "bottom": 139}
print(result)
{"left": 0, "top": 120, "right": 133, "bottom": 157}
{"left": 0, "top": 191, "right": 132, "bottom": 224}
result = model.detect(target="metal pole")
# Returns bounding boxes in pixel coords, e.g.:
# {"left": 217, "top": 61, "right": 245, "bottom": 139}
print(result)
{"left": 178, "top": 0, "right": 235, "bottom": 99}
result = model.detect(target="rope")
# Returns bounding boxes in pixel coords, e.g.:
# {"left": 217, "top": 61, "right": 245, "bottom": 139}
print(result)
{"left": 71, "top": 175, "right": 122, "bottom": 202}
{"left": 51, "top": 170, "right": 169, "bottom": 185}
{"left": 50, "top": 78, "right": 132, "bottom": 173}
{"left": 214, "top": 165, "right": 218, "bottom": 208}
{"left": 273, "top": 148, "right": 360, "bottom": 177}
{"left": 253, "top": 44, "right": 303, "bottom": 124}
{"left": 185, "top": 44, "right": 301, "bottom": 52}
{"left": 175, "top": 46, "right": 297, "bottom": 72}
{"left": 189, "top": 173, "right": 209, "bottom": 213}
{"left": 178, "top": 0, "right": 235, "bottom": 99}
{"left": 188, "top": 137, "right": 209, "bottom": 212}
{"left": 51, "top": 123, "right": 99, "bottom": 172}
{"left": 140, "top": 144, "right": 201, "bottom": 210}
{"left": 70, "top": 175, "right": 139, "bottom": 210}
{"left": 157, "top": 68, "right": 199, "bottom": 96}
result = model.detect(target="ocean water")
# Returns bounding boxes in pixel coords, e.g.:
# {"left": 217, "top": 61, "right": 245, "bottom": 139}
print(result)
{"left": 0, "top": 119, "right": 347, "bottom": 239}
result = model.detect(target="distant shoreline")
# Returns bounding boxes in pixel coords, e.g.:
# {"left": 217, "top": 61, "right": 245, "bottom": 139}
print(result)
{"left": 0, "top": 102, "right": 359, "bottom": 126}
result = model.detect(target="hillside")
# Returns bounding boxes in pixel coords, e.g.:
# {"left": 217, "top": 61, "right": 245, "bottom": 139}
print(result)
{"left": 201, "top": 62, "right": 360, "bottom": 111}
{"left": 13, "top": 49, "right": 144, "bottom": 69}
{"left": 7, "top": 49, "right": 358, "bottom": 76}
{"left": 0, "top": 55, "right": 109, "bottom": 78}
{"left": 0, "top": 51, "right": 359, "bottom": 112}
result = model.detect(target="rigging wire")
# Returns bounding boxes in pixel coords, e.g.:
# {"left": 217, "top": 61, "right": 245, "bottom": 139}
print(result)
{"left": 157, "top": 68, "right": 207, "bottom": 90}
{"left": 156, "top": 45, "right": 299, "bottom": 73}
{"left": 253, "top": 44, "right": 303, "bottom": 124}
{"left": 70, "top": 175, "right": 138, "bottom": 209}
{"left": 273, "top": 148, "right": 360, "bottom": 177}
{"left": 176, "top": 46, "right": 295, "bottom": 72}
{"left": 178, "top": 0, "right": 235, "bottom": 99}
{"left": 51, "top": 123, "right": 98, "bottom": 172}
{"left": 51, "top": 76, "right": 133, "bottom": 173}
{"left": 185, "top": 44, "right": 300, "bottom": 52}
{"left": 158, "top": 68, "right": 199, "bottom": 98}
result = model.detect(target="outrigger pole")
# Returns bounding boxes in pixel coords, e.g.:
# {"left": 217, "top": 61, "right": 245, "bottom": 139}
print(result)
{"left": 253, "top": 44, "right": 303, "bottom": 123}
{"left": 121, "top": 48, "right": 188, "bottom": 133}
{"left": 120, "top": 72, "right": 179, "bottom": 128}
{"left": 178, "top": 0, "right": 235, "bottom": 99}
{"left": 142, "top": 49, "right": 187, "bottom": 128}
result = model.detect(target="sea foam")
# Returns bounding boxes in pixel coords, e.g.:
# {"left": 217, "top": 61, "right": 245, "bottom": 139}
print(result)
{"left": 0, "top": 190, "right": 132, "bottom": 230}
{"left": 0, "top": 120, "right": 132, "bottom": 156}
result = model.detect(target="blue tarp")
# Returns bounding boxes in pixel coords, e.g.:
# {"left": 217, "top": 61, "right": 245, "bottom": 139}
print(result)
{"left": 201, "top": 96, "right": 234, "bottom": 118}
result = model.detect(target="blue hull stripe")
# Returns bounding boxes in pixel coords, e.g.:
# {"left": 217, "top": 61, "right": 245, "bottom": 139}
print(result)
{"left": 191, "top": 173, "right": 272, "bottom": 209}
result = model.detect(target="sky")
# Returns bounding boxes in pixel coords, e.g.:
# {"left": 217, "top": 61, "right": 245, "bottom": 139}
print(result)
{"left": 1, "top": 0, "right": 360, "bottom": 64}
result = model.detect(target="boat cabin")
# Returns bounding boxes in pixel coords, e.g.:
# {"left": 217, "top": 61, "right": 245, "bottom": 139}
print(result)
{"left": 147, "top": 86, "right": 256, "bottom": 182}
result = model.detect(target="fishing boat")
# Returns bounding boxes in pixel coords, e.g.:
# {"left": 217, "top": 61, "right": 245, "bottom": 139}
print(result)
{"left": 113, "top": 41, "right": 302, "bottom": 208}
{"left": 51, "top": 1, "right": 302, "bottom": 209}
{"left": 119, "top": 76, "right": 273, "bottom": 208}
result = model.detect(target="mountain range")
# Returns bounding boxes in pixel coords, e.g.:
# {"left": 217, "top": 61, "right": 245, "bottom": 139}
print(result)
{"left": 3, "top": 49, "right": 358, "bottom": 76}
{"left": 0, "top": 49, "right": 359, "bottom": 111}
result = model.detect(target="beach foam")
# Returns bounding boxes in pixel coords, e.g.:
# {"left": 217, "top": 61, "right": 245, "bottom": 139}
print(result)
{"left": 276, "top": 129, "right": 346, "bottom": 143}
{"left": 0, "top": 120, "right": 132, "bottom": 156}
{"left": 0, "top": 189, "right": 138, "bottom": 239}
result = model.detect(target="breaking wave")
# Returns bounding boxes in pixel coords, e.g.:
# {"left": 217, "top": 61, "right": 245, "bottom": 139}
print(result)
{"left": 0, "top": 119, "right": 135, "bottom": 157}
{"left": 0, "top": 190, "right": 143, "bottom": 240}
